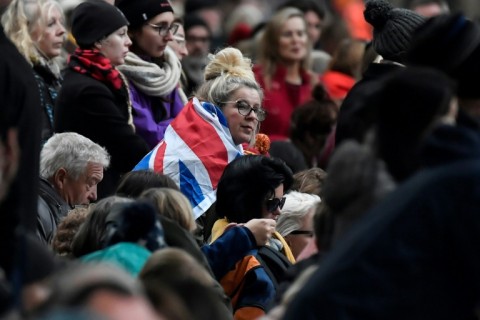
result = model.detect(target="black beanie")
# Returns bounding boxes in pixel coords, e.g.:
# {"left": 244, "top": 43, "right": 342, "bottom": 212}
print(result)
{"left": 407, "top": 13, "right": 480, "bottom": 99}
{"left": 364, "top": 0, "right": 425, "bottom": 63}
{"left": 116, "top": 0, "right": 173, "bottom": 30}
{"left": 72, "top": 0, "right": 129, "bottom": 48}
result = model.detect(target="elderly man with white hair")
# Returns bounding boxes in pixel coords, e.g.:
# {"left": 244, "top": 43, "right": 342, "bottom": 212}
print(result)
{"left": 37, "top": 132, "right": 110, "bottom": 244}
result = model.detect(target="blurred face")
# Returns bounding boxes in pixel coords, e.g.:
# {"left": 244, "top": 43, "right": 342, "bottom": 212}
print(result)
{"left": 413, "top": 3, "right": 445, "bottom": 17}
{"left": 31, "top": 6, "right": 66, "bottom": 59}
{"left": 284, "top": 208, "right": 314, "bottom": 258}
{"left": 221, "top": 87, "right": 262, "bottom": 145}
{"left": 278, "top": 16, "right": 308, "bottom": 64}
{"left": 262, "top": 184, "right": 285, "bottom": 221}
{"left": 185, "top": 25, "right": 210, "bottom": 56}
{"left": 168, "top": 24, "right": 188, "bottom": 60}
{"left": 132, "top": 11, "right": 175, "bottom": 58}
{"left": 56, "top": 162, "right": 104, "bottom": 206}
{"left": 98, "top": 26, "right": 131, "bottom": 66}
{"left": 304, "top": 10, "right": 323, "bottom": 46}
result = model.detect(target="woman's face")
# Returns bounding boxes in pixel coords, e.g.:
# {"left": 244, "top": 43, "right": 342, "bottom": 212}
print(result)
{"left": 261, "top": 184, "right": 285, "bottom": 221}
{"left": 278, "top": 16, "right": 308, "bottom": 64}
{"left": 221, "top": 87, "right": 262, "bottom": 145}
{"left": 98, "top": 26, "right": 132, "bottom": 66}
{"left": 284, "top": 208, "right": 314, "bottom": 258}
{"left": 168, "top": 24, "right": 188, "bottom": 60}
{"left": 304, "top": 10, "right": 323, "bottom": 46}
{"left": 31, "top": 6, "right": 66, "bottom": 59}
{"left": 132, "top": 11, "right": 175, "bottom": 58}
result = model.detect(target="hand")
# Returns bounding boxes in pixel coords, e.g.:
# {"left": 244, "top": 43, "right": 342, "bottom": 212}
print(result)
{"left": 244, "top": 218, "right": 276, "bottom": 246}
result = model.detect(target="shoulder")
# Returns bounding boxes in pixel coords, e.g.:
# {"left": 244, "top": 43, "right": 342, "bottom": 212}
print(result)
{"left": 60, "top": 70, "right": 114, "bottom": 99}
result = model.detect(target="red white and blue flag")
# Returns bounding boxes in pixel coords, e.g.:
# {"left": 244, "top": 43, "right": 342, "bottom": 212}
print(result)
{"left": 134, "top": 98, "right": 243, "bottom": 219}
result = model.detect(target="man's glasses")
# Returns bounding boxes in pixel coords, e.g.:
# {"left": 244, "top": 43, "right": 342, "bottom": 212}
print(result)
{"left": 265, "top": 196, "right": 286, "bottom": 213}
{"left": 147, "top": 23, "right": 179, "bottom": 36}
{"left": 221, "top": 100, "right": 267, "bottom": 122}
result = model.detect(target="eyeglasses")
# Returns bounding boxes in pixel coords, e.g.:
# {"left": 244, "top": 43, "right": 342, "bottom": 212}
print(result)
{"left": 289, "top": 230, "right": 314, "bottom": 237}
{"left": 265, "top": 196, "right": 286, "bottom": 213}
{"left": 221, "top": 100, "right": 267, "bottom": 122}
{"left": 147, "top": 23, "right": 179, "bottom": 36}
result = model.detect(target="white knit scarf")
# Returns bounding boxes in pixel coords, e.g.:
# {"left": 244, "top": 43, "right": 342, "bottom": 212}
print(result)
{"left": 118, "top": 46, "right": 182, "bottom": 97}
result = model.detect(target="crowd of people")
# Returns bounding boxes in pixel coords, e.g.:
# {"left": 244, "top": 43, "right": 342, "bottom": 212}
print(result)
{"left": 2, "top": 0, "right": 480, "bottom": 319}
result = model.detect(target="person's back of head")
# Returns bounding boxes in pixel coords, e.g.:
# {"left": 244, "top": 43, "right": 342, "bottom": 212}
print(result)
{"left": 374, "top": 67, "right": 456, "bottom": 181}
{"left": 291, "top": 167, "right": 328, "bottom": 197}
{"left": 116, "top": 170, "right": 179, "bottom": 198}
{"left": 43, "top": 263, "right": 160, "bottom": 319}
{"left": 52, "top": 206, "right": 91, "bottom": 257}
{"left": 139, "top": 188, "right": 196, "bottom": 232}
{"left": 71, "top": 195, "right": 132, "bottom": 257}
{"left": 407, "top": 13, "right": 480, "bottom": 104}
{"left": 364, "top": 0, "right": 425, "bottom": 63}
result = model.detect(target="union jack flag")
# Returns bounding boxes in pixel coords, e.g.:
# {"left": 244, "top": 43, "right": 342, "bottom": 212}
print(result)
{"left": 134, "top": 97, "right": 243, "bottom": 219}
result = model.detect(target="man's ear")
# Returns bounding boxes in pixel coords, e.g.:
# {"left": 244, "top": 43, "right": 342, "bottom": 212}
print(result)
{"left": 53, "top": 168, "right": 68, "bottom": 190}
{"left": 94, "top": 41, "right": 102, "bottom": 50}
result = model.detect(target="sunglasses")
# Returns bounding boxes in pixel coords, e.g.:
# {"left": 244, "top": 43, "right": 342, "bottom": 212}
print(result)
{"left": 265, "top": 196, "right": 286, "bottom": 213}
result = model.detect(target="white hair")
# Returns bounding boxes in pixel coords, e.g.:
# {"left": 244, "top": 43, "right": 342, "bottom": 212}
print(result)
{"left": 276, "top": 191, "right": 320, "bottom": 237}
{"left": 40, "top": 132, "right": 110, "bottom": 179}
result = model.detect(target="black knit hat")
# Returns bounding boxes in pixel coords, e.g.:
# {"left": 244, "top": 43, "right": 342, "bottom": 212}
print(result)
{"left": 364, "top": 0, "right": 425, "bottom": 63}
{"left": 115, "top": 0, "right": 173, "bottom": 29}
{"left": 407, "top": 13, "right": 480, "bottom": 99}
{"left": 72, "top": 0, "right": 129, "bottom": 48}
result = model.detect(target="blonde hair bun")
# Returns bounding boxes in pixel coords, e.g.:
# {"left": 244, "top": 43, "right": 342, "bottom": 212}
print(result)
{"left": 204, "top": 47, "right": 255, "bottom": 82}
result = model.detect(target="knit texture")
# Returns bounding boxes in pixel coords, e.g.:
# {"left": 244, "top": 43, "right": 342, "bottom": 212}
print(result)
{"left": 117, "top": 46, "right": 182, "bottom": 97}
{"left": 364, "top": 0, "right": 425, "bottom": 63}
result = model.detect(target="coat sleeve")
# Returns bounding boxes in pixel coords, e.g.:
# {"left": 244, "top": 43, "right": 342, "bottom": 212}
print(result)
{"left": 201, "top": 226, "right": 257, "bottom": 280}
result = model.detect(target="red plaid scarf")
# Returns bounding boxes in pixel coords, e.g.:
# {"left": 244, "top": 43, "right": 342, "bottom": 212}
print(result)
{"left": 69, "top": 48, "right": 123, "bottom": 90}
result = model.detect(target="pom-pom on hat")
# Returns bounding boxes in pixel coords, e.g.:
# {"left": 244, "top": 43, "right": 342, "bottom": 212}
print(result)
{"left": 364, "top": 0, "right": 425, "bottom": 63}
{"left": 116, "top": 0, "right": 173, "bottom": 29}
{"left": 72, "top": 0, "right": 129, "bottom": 49}
{"left": 407, "top": 13, "right": 480, "bottom": 99}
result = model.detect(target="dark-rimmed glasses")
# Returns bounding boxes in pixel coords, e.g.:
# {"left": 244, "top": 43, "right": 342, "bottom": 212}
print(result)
{"left": 289, "top": 230, "right": 314, "bottom": 237}
{"left": 221, "top": 100, "right": 266, "bottom": 122}
{"left": 265, "top": 196, "right": 286, "bottom": 213}
{"left": 147, "top": 23, "right": 179, "bottom": 36}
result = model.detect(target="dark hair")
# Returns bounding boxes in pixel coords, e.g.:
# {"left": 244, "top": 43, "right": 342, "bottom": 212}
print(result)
{"left": 71, "top": 196, "right": 131, "bottom": 257}
{"left": 215, "top": 155, "right": 293, "bottom": 223}
{"left": 116, "top": 170, "right": 179, "bottom": 198}
{"left": 278, "top": 0, "right": 326, "bottom": 19}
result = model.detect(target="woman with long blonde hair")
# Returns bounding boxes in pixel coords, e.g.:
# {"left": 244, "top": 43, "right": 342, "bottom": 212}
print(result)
{"left": 2, "top": 0, "right": 66, "bottom": 144}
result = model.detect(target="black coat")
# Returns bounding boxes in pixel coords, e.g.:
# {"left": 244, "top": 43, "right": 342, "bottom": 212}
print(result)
{"left": 0, "top": 26, "right": 41, "bottom": 276}
{"left": 33, "top": 64, "right": 61, "bottom": 144}
{"left": 283, "top": 125, "right": 480, "bottom": 320}
{"left": 55, "top": 69, "right": 149, "bottom": 198}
